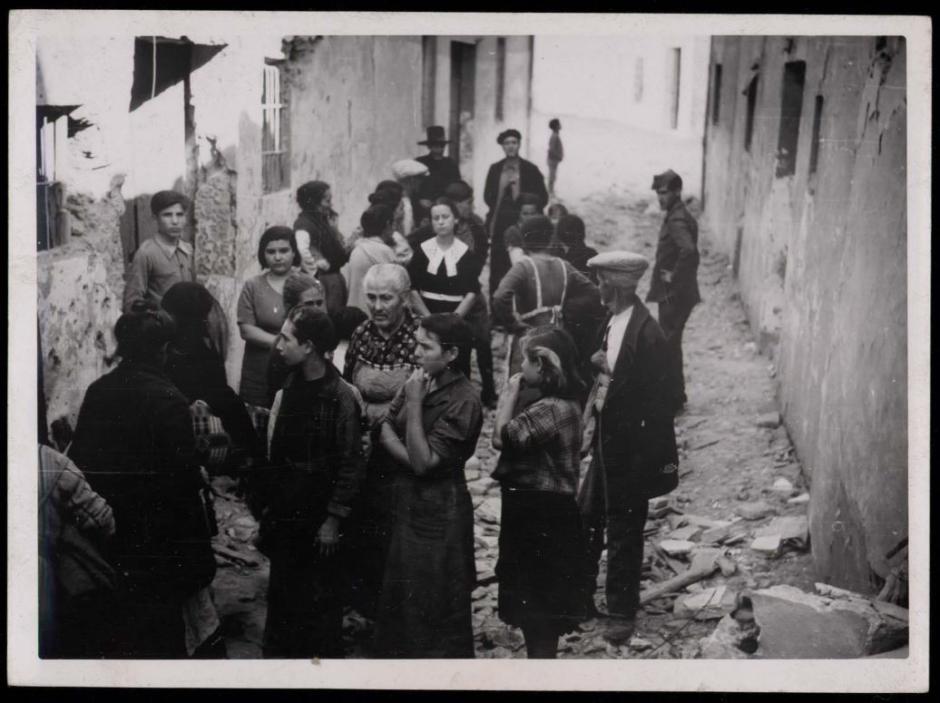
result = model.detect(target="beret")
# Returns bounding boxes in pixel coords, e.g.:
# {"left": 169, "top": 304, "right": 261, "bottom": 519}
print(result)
{"left": 150, "top": 190, "right": 188, "bottom": 216}
{"left": 651, "top": 169, "right": 683, "bottom": 192}
{"left": 587, "top": 250, "right": 650, "bottom": 285}
{"left": 391, "top": 159, "right": 429, "bottom": 179}
{"left": 497, "top": 129, "right": 522, "bottom": 144}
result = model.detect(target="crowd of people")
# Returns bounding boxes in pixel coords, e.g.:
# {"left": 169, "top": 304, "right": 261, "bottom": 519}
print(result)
{"left": 39, "top": 122, "right": 702, "bottom": 660}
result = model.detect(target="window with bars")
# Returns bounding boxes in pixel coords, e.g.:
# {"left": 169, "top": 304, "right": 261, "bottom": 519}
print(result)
{"left": 262, "top": 61, "right": 289, "bottom": 194}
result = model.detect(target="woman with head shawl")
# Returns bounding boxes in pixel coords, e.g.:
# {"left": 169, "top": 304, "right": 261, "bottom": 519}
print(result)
{"left": 294, "top": 181, "right": 350, "bottom": 315}
{"left": 344, "top": 204, "right": 398, "bottom": 315}
{"left": 483, "top": 129, "right": 549, "bottom": 296}
{"left": 491, "top": 327, "right": 589, "bottom": 658}
{"left": 162, "top": 281, "right": 264, "bottom": 472}
{"left": 68, "top": 307, "right": 216, "bottom": 658}
{"left": 373, "top": 313, "right": 483, "bottom": 658}
{"left": 237, "top": 226, "right": 302, "bottom": 409}
{"left": 557, "top": 214, "right": 600, "bottom": 285}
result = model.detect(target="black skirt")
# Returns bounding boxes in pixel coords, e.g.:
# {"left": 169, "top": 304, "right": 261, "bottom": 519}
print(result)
{"left": 496, "top": 488, "right": 589, "bottom": 636}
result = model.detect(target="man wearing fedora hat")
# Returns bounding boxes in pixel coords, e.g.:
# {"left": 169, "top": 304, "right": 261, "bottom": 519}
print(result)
{"left": 415, "top": 125, "right": 462, "bottom": 214}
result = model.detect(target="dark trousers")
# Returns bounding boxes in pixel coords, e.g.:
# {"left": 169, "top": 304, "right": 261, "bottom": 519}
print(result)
{"left": 475, "top": 335, "right": 496, "bottom": 402}
{"left": 264, "top": 550, "right": 344, "bottom": 658}
{"left": 657, "top": 299, "right": 695, "bottom": 406}
{"left": 583, "top": 493, "right": 649, "bottom": 618}
{"left": 105, "top": 589, "right": 188, "bottom": 658}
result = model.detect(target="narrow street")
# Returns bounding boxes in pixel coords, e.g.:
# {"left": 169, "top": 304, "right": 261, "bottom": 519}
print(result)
{"left": 210, "top": 188, "right": 817, "bottom": 659}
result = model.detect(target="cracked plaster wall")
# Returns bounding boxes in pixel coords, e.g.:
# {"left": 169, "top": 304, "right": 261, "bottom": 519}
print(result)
{"left": 703, "top": 36, "right": 907, "bottom": 593}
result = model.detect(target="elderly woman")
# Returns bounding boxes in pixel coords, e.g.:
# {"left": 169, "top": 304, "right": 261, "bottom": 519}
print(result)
{"left": 294, "top": 180, "right": 350, "bottom": 315}
{"left": 374, "top": 313, "right": 483, "bottom": 658}
{"left": 492, "top": 215, "right": 604, "bottom": 394}
{"left": 483, "top": 129, "right": 549, "bottom": 296}
{"left": 341, "top": 263, "right": 421, "bottom": 620}
{"left": 237, "top": 226, "right": 302, "bottom": 409}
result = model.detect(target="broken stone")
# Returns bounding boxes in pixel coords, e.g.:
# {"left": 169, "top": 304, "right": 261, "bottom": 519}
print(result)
{"left": 658, "top": 539, "right": 696, "bottom": 557}
{"left": 749, "top": 584, "right": 909, "bottom": 657}
{"left": 756, "top": 412, "right": 781, "bottom": 429}
{"left": 675, "top": 585, "right": 738, "bottom": 620}
{"left": 699, "top": 614, "right": 756, "bottom": 659}
{"left": 648, "top": 496, "right": 672, "bottom": 519}
{"left": 628, "top": 636, "right": 653, "bottom": 651}
{"left": 668, "top": 524, "right": 703, "bottom": 542}
{"left": 758, "top": 515, "right": 809, "bottom": 546}
{"left": 475, "top": 497, "right": 501, "bottom": 525}
{"left": 689, "top": 547, "right": 724, "bottom": 573}
{"left": 736, "top": 501, "right": 776, "bottom": 521}
{"left": 476, "top": 569, "right": 498, "bottom": 586}
{"left": 750, "top": 534, "right": 782, "bottom": 556}
{"left": 771, "top": 477, "right": 794, "bottom": 495}
{"left": 464, "top": 456, "right": 481, "bottom": 472}
{"left": 700, "top": 524, "right": 732, "bottom": 544}
{"left": 666, "top": 513, "right": 690, "bottom": 530}
{"left": 787, "top": 492, "right": 810, "bottom": 505}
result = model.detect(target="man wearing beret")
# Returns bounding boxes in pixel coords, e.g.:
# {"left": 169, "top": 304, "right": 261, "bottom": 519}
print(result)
{"left": 415, "top": 126, "right": 462, "bottom": 213}
{"left": 123, "top": 190, "right": 196, "bottom": 313}
{"left": 647, "top": 169, "right": 700, "bottom": 413}
{"left": 483, "top": 129, "right": 549, "bottom": 296}
{"left": 578, "top": 250, "right": 679, "bottom": 644}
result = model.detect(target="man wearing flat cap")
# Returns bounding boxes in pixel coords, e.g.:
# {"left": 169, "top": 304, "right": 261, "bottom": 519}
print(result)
{"left": 123, "top": 190, "right": 196, "bottom": 312}
{"left": 577, "top": 250, "right": 679, "bottom": 644}
{"left": 647, "top": 169, "right": 700, "bottom": 413}
{"left": 483, "top": 128, "right": 549, "bottom": 295}
{"left": 415, "top": 126, "right": 462, "bottom": 213}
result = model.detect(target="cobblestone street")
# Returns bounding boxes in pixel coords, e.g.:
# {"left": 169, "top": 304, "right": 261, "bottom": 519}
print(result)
{"left": 211, "top": 188, "right": 818, "bottom": 659}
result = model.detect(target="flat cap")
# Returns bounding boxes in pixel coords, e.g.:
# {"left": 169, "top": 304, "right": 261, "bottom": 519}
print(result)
{"left": 587, "top": 250, "right": 650, "bottom": 285}
{"left": 497, "top": 128, "right": 522, "bottom": 144}
{"left": 391, "top": 159, "right": 429, "bottom": 180}
{"left": 651, "top": 169, "right": 683, "bottom": 192}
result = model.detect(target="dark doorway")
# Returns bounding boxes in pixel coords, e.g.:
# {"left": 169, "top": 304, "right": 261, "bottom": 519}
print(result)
{"left": 449, "top": 41, "right": 476, "bottom": 177}
{"left": 775, "top": 60, "right": 806, "bottom": 178}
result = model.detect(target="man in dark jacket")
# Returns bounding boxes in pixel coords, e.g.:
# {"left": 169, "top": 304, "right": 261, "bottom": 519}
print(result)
{"left": 69, "top": 306, "right": 216, "bottom": 658}
{"left": 257, "top": 305, "right": 364, "bottom": 658}
{"left": 483, "top": 128, "right": 549, "bottom": 295}
{"left": 578, "top": 251, "right": 679, "bottom": 645}
{"left": 646, "top": 169, "right": 700, "bottom": 413}
{"left": 415, "top": 126, "right": 462, "bottom": 213}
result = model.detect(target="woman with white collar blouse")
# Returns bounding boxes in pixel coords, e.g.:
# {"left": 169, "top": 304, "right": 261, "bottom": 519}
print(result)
{"left": 406, "top": 198, "right": 483, "bottom": 378}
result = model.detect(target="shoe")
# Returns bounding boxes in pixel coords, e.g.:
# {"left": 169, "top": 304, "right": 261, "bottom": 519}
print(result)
{"left": 602, "top": 616, "right": 637, "bottom": 645}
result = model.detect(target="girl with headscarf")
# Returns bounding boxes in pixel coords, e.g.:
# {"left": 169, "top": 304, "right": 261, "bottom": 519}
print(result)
{"left": 491, "top": 327, "right": 589, "bottom": 658}
{"left": 294, "top": 180, "right": 350, "bottom": 315}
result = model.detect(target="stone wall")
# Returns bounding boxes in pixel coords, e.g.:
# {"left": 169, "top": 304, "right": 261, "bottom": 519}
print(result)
{"left": 37, "top": 178, "right": 127, "bottom": 428}
{"left": 702, "top": 36, "right": 907, "bottom": 592}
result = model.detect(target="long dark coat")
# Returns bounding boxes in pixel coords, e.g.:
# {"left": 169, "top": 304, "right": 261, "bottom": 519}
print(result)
{"left": 578, "top": 301, "right": 679, "bottom": 517}
{"left": 646, "top": 200, "right": 701, "bottom": 307}
{"left": 483, "top": 157, "right": 549, "bottom": 225}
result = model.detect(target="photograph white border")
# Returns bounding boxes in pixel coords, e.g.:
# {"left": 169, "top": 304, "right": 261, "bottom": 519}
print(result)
{"left": 8, "top": 10, "right": 930, "bottom": 691}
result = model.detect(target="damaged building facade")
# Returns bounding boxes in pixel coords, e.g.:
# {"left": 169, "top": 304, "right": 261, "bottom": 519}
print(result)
{"left": 35, "top": 34, "right": 534, "bottom": 429}
{"left": 701, "top": 36, "right": 907, "bottom": 594}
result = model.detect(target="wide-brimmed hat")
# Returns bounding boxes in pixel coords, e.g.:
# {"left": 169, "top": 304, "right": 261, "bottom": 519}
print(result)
{"left": 418, "top": 125, "right": 450, "bottom": 145}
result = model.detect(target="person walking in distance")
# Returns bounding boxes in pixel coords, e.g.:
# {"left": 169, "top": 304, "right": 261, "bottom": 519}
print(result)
{"left": 547, "top": 119, "right": 564, "bottom": 198}
{"left": 646, "top": 169, "right": 700, "bottom": 414}
{"left": 577, "top": 251, "right": 679, "bottom": 645}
